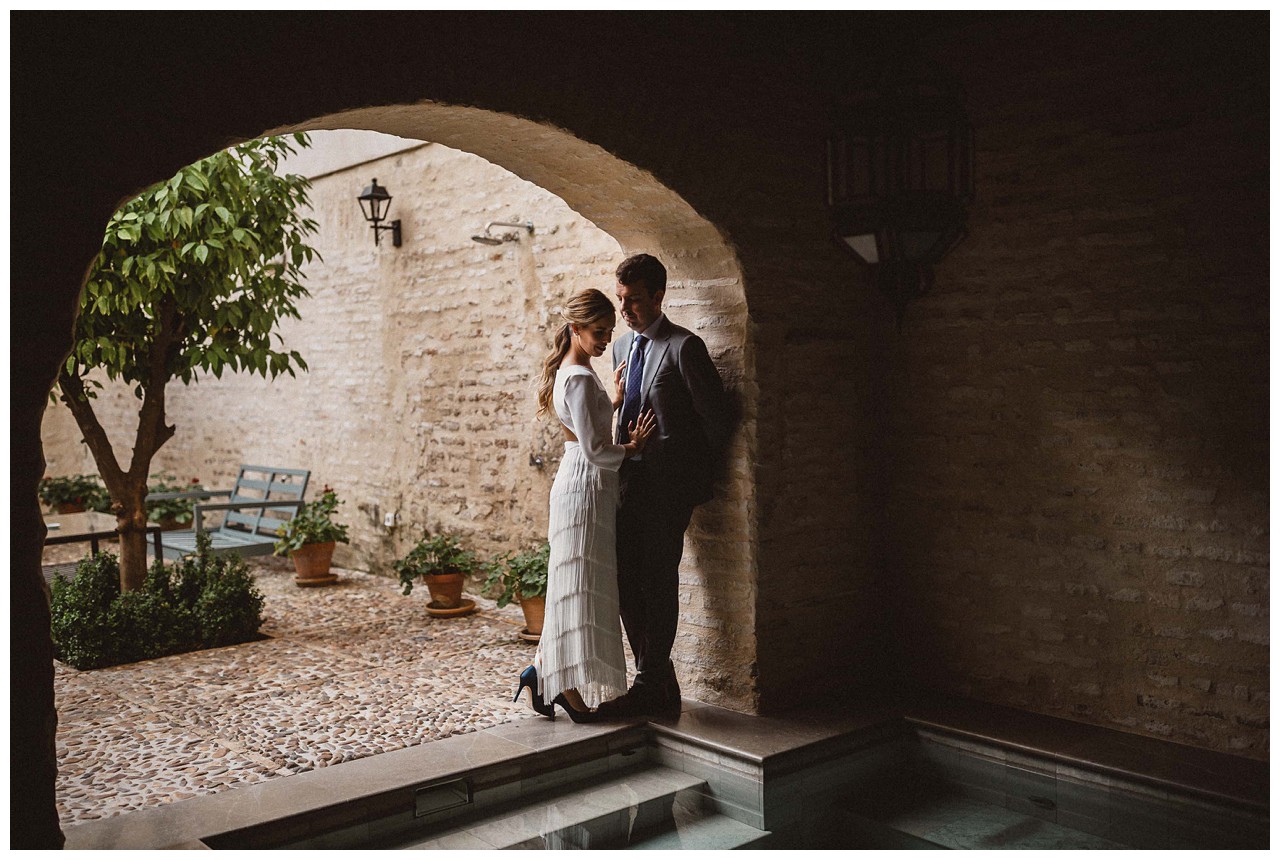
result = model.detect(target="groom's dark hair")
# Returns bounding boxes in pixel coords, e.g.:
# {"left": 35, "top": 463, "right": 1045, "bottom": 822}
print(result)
{"left": 616, "top": 253, "right": 667, "bottom": 296}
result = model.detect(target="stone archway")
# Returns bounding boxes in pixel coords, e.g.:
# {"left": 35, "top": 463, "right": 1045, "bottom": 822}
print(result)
{"left": 281, "top": 104, "right": 758, "bottom": 711}
{"left": 48, "top": 104, "right": 759, "bottom": 713}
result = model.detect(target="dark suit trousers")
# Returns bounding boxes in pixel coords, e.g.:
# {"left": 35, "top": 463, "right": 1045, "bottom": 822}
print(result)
{"left": 616, "top": 463, "right": 693, "bottom": 694}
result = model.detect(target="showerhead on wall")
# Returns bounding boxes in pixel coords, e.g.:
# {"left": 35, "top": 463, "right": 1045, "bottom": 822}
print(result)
{"left": 471, "top": 220, "right": 534, "bottom": 245}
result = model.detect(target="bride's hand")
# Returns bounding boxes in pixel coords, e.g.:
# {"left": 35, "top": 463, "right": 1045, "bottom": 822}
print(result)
{"left": 612, "top": 360, "right": 627, "bottom": 410}
{"left": 628, "top": 410, "right": 656, "bottom": 452}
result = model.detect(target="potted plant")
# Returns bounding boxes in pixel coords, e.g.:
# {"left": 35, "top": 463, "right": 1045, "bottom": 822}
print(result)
{"left": 145, "top": 474, "right": 205, "bottom": 530}
{"left": 484, "top": 542, "right": 550, "bottom": 639}
{"left": 273, "top": 487, "right": 350, "bottom": 586}
{"left": 395, "top": 531, "right": 479, "bottom": 610}
{"left": 39, "top": 474, "right": 110, "bottom": 514}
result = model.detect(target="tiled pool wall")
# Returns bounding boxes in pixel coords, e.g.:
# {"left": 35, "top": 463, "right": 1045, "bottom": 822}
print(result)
{"left": 652, "top": 727, "right": 1266, "bottom": 850}
{"left": 904, "top": 729, "right": 1268, "bottom": 849}
{"left": 652, "top": 725, "right": 908, "bottom": 842}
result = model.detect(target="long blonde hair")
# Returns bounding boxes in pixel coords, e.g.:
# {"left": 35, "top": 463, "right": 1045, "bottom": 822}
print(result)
{"left": 537, "top": 288, "right": 616, "bottom": 416}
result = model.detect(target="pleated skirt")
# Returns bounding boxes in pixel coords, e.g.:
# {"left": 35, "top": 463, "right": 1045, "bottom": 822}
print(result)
{"left": 534, "top": 443, "right": 627, "bottom": 709}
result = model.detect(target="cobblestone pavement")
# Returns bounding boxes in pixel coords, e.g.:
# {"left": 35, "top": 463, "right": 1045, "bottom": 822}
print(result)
{"left": 49, "top": 550, "right": 550, "bottom": 828}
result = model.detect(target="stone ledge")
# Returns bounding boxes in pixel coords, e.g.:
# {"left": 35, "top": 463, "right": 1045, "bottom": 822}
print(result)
{"left": 902, "top": 694, "right": 1268, "bottom": 813}
{"left": 63, "top": 717, "right": 647, "bottom": 850}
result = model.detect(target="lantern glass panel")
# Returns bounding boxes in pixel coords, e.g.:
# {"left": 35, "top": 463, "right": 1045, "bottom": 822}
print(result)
{"left": 842, "top": 233, "right": 880, "bottom": 265}
{"left": 359, "top": 183, "right": 393, "bottom": 223}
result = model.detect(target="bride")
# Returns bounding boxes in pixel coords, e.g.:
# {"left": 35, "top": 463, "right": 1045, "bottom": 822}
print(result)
{"left": 514, "top": 288, "right": 654, "bottom": 721}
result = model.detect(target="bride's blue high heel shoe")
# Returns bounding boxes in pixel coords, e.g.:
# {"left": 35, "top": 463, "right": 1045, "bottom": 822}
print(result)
{"left": 552, "top": 692, "right": 599, "bottom": 724}
{"left": 514, "top": 666, "right": 555, "bottom": 719}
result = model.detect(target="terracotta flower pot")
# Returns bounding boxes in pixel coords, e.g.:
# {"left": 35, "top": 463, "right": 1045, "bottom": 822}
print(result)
{"left": 425, "top": 572, "right": 465, "bottom": 608}
{"left": 291, "top": 541, "right": 336, "bottom": 582}
{"left": 54, "top": 501, "right": 87, "bottom": 515}
{"left": 518, "top": 594, "right": 546, "bottom": 636}
{"left": 157, "top": 516, "right": 188, "bottom": 531}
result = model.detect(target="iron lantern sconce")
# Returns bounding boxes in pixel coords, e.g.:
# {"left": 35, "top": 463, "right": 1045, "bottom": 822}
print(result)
{"left": 358, "top": 178, "right": 402, "bottom": 248}
{"left": 827, "top": 67, "right": 974, "bottom": 323}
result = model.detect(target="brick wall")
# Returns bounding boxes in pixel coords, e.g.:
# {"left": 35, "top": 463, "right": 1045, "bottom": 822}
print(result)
{"left": 886, "top": 17, "right": 1269, "bottom": 758}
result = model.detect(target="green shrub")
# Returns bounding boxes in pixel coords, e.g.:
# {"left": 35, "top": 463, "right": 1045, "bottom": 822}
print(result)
{"left": 50, "top": 552, "right": 124, "bottom": 670}
{"left": 192, "top": 556, "right": 264, "bottom": 647}
{"left": 107, "top": 589, "right": 186, "bottom": 665}
{"left": 50, "top": 534, "right": 265, "bottom": 670}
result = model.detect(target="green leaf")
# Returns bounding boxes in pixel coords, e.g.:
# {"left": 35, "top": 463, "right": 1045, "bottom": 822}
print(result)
{"left": 69, "top": 133, "right": 319, "bottom": 535}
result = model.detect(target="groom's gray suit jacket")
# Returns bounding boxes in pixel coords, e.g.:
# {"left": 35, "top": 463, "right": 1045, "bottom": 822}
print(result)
{"left": 612, "top": 316, "right": 733, "bottom": 507}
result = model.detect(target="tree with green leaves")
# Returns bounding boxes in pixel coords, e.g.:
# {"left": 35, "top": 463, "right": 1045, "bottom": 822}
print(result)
{"left": 57, "top": 134, "right": 320, "bottom": 590}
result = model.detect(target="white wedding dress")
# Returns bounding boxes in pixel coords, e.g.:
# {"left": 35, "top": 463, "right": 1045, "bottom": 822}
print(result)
{"left": 534, "top": 364, "right": 628, "bottom": 709}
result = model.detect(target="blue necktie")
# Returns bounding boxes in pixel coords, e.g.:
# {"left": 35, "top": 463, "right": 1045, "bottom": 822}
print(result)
{"left": 619, "top": 335, "right": 647, "bottom": 442}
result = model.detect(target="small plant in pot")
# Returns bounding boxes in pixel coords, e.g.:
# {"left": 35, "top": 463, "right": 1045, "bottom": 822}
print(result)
{"left": 484, "top": 542, "right": 549, "bottom": 640}
{"left": 39, "top": 474, "right": 110, "bottom": 514}
{"left": 395, "top": 531, "right": 478, "bottom": 610}
{"left": 273, "top": 488, "right": 350, "bottom": 586}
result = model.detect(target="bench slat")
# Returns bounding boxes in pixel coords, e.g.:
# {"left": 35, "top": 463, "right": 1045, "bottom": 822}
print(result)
{"left": 149, "top": 465, "right": 310, "bottom": 561}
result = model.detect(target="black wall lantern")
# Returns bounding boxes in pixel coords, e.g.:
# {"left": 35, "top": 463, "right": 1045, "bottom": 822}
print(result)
{"left": 357, "top": 178, "right": 402, "bottom": 248}
{"left": 827, "top": 66, "right": 974, "bottom": 323}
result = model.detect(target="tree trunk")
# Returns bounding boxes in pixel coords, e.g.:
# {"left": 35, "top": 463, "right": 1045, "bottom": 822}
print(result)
{"left": 116, "top": 489, "right": 152, "bottom": 591}
{"left": 58, "top": 367, "right": 174, "bottom": 592}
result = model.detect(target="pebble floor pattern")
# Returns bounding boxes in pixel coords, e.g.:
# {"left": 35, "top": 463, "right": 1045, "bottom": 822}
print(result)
{"left": 50, "top": 551, "right": 558, "bottom": 828}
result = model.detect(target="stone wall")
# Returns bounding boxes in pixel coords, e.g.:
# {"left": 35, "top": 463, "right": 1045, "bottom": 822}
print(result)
{"left": 885, "top": 17, "right": 1269, "bottom": 757}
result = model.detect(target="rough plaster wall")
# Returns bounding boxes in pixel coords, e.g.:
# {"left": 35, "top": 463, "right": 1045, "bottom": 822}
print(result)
{"left": 886, "top": 19, "right": 1269, "bottom": 758}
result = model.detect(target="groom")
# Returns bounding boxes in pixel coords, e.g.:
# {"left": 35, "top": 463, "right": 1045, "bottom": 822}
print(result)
{"left": 600, "top": 253, "right": 732, "bottom": 719}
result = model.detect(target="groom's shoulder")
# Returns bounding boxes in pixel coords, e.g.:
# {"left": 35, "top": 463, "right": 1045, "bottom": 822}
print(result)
{"left": 661, "top": 317, "right": 701, "bottom": 343}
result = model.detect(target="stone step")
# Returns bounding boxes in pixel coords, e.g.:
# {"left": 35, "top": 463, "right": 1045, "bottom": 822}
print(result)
{"left": 628, "top": 789, "right": 771, "bottom": 850}
{"left": 393, "top": 764, "right": 766, "bottom": 850}
{"left": 824, "top": 789, "right": 1134, "bottom": 851}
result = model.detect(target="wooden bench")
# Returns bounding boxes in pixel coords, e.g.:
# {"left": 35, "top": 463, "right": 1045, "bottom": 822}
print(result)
{"left": 147, "top": 465, "right": 310, "bottom": 561}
